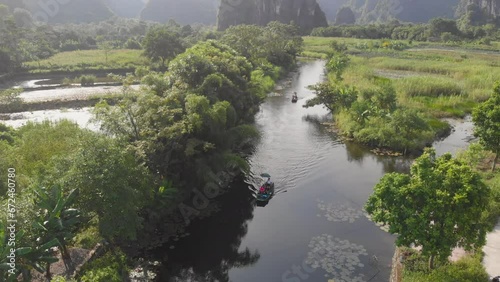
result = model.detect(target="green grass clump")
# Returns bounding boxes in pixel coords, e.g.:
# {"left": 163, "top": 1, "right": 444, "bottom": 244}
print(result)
{"left": 80, "top": 75, "right": 97, "bottom": 86}
{"left": 25, "top": 49, "right": 146, "bottom": 72}
{"left": 401, "top": 247, "right": 489, "bottom": 282}
{"left": 78, "top": 249, "right": 130, "bottom": 282}
{"left": 395, "top": 76, "right": 463, "bottom": 97}
{"left": 311, "top": 37, "right": 500, "bottom": 118}
{"left": 404, "top": 96, "right": 477, "bottom": 118}
{"left": 426, "top": 118, "right": 451, "bottom": 138}
{"left": 300, "top": 51, "right": 327, "bottom": 59}
{"left": 73, "top": 223, "right": 103, "bottom": 249}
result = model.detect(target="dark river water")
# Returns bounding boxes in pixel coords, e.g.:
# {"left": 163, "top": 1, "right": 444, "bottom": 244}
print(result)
{"left": 141, "top": 60, "right": 474, "bottom": 282}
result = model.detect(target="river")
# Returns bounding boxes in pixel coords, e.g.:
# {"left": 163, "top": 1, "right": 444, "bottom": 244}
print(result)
{"left": 1, "top": 61, "right": 475, "bottom": 282}
{"left": 145, "top": 60, "right": 474, "bottom": 282}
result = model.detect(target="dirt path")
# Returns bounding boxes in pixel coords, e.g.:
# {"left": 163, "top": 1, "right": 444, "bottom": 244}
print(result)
{"left": 483, "top": 220, "right": 500, "bottom": 278}
{"left": 19, "top": 85, "right": 140, "bottom": 103}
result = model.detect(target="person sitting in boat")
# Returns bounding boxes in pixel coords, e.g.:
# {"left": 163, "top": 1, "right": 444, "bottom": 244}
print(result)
{"left": 259, "top": 185, "right": 266, "bottom": 194}
{"left": 264, "top": 178, "right": 272, "bottom": 192}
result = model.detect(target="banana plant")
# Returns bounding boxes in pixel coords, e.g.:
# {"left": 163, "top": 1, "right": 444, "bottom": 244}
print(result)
{"left": 33, "top": 186, "right": 81, "bottom": 277}
{"left": 0, "top": 222, "right": 59, "bottom": 282}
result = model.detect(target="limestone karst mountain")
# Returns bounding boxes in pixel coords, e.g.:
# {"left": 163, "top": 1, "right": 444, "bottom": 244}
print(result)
{"left": 216, "top": 0, "right": 328, "bottom": 33}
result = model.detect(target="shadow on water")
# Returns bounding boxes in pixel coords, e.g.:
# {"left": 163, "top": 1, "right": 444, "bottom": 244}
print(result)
{"left": 152, "top": 176, "right": 261, "bottom": 282}
{"left": 344, "top": 141, "right": 412, "bottom": 174}
{"left": 304, "top": 113, "right": 412, "bottom": 175}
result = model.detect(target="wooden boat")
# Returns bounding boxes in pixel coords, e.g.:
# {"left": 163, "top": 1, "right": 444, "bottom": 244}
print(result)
{"left": 256, "top": 182, "right": 275, "bottom": 202}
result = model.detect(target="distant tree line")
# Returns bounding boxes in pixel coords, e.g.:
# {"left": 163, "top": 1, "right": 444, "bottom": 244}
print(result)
{"left": 311, "top": 18, "right": 499, "bottom": 44}
{"left": 0, "top": 4, "right": 215, "bottom": 74}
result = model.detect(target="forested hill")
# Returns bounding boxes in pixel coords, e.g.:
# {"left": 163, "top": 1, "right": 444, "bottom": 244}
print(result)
{"left": 1, "top": 0, "right": 496, "bottom": 25}
{"left": 318, "top": 0, "right": 460, "bottom": 23}
{"left": 0, "top": 0, "right": 114, "bottom": 23}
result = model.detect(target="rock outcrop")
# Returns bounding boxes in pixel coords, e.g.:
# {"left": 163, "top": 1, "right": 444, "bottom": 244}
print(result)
{"left": 318, "top": 0, "right": 460, "bottom": 24}
{"left": 457, "top": 0, "right": 500, "bottom": 19}
{"left": 217, "top": 0, "right": 328, "bottom": 32}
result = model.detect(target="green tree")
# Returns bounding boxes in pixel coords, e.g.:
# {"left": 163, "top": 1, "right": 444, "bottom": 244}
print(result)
{"left": 12, "top": 8, "right": 33, "bottom": 28}
{"left": 303, "top": 82, "right": 358, "bottom": 113}
{"left": 97, "top": 40, "right": 113, "bottom": 65}
{"left": 0, "top": 224, "right": 59, "bottom": 281}
{"left": 389, "top": 109, "right": 429, "bottom": 154}
{"left": 220, "top": 25, "right": 266, "bottom": 64}
{"left": 33, "top": 186, "right": 81, "bottom": 276}
{"left": 325, "top": 41, "right": 350, "bottom": 81}
{"left": 472, "top": 83, "right": 500, "bottom": 171}
{"left": 94, "top": 41, "right": 260, "bottom": 188}
{"left": 0, "top": 48, "right": 13, "bottom": 74}
{"left": 261, "top": 22, "right": 303, "bottom": 69}
{"left": 62, "top": 134, "right": 151, "bottom": 242}
{"left": 168, "top": 40, "right": 258, "bottom": 121}
{"left": 366, "top": 149, "right": 490, "bottom": 270}
{"left": 428, "top": 18, "right": 461, "bottom": 38}
{"left": 142, "top": 26, "right": 184, "bottom": 69}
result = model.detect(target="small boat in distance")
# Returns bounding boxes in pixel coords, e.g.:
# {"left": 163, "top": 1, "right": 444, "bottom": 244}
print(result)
{"left": 256, "top": 173, "right": 275, "bottom": 202}
{"left": 292, "top": 92, "right": 298, "bottom": 103}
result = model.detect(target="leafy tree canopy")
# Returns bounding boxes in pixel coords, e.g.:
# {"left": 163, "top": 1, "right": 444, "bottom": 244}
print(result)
{"left": 472, "top": 82, "right": 500, "bottom": 171}
{"left": 366, "top": 148, "right": 490, "bottom": 269}
{"left": 142, "top": 25, "right": 185, "bottom": 68}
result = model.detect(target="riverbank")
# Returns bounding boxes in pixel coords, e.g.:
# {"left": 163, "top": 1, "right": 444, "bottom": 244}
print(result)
{"left": 302, "top": 37, "right": 500, "bottom": 119}
{"left": 0, "top": 68, "right": 137, "bottom": 90}
{"left": 484, "top": 220, "right": 500, "bottom": 278}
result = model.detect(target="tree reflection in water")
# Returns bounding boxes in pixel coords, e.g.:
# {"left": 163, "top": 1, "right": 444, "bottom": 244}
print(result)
{"left": 151, "top": 176, "right": 260, "bottom": 282}
{"left": 344, "top": 141, "right": 411, "bottom": 173}
{"left": 303, "top": 114, "right": 412, "bottom": 174}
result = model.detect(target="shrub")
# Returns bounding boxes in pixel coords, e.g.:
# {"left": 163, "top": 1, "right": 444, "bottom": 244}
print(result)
{"left": 124, "top": 38, "right": 142, "bottom": 50}
{"left": 0, "top": 88, "right": 23, "bottom": 112}
{"left": 80, "top": 75, "right": 96, "bottom": 87}
{"left": 79, "top": 249, "right": 129, "bottom": 282}
{"left": 61, "top": 77, "right": 73, "bottom": 86}
{"left": 403, "top": 252, "right": 489, "bottom": 282}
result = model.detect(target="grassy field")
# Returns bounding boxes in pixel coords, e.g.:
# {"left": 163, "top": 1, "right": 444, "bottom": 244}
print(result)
{"left": 303, "top": 36, "right": 500, "bottom": 118}
{"left": 25, "top": 49, "right": 147, "bottom": 72}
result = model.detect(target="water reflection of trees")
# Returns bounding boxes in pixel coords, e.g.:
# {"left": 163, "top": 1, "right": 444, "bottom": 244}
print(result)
{"left": 344, "top": 141, "right": 412, "bottom": 174}
{"left": 152, "top": 177, "right": 260, "bottom": 282}
{"left": 303, "top": 114, "right": 412, "bottom": 174}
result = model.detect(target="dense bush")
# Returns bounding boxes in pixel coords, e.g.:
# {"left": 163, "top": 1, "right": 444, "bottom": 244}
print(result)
{"left": 80, "top": 75, "right": 96, "bottom": 86}
{"left": 403, "top": 249, "right": 489, "bottom": 282}
{"left": 310, "top": 19, "right": 500, "bottom": 43}
{"left": 0, "top": 88, "right": 23, "bottom": 112}
{"left": 79, "top": 250, "right": 129, "bottom": 282}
